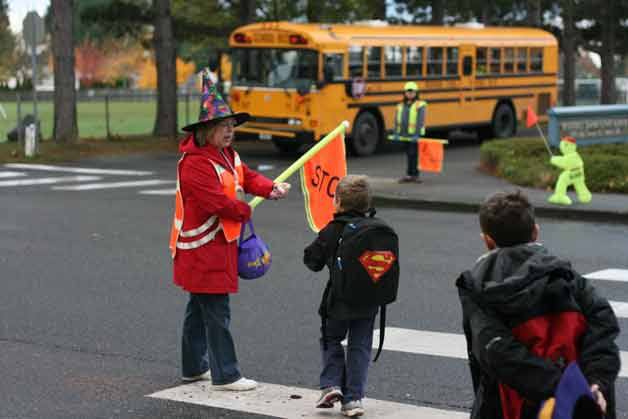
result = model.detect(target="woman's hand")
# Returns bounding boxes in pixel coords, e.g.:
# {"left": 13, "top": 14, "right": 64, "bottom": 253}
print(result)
{"left": 269, "top": 182, "right": 291, "bottom": 200}
{"left": 590, "top": 384, "right": 607, "bottom": 414}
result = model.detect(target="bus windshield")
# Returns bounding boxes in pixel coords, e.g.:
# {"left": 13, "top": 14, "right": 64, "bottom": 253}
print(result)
{"left": 232, "top": 48, "right": 318, "bottom": 89}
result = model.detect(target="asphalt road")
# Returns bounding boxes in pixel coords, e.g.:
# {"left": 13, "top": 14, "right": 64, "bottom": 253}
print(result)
{"left": 1, "top": 143, "right": 626, "bottom": 419}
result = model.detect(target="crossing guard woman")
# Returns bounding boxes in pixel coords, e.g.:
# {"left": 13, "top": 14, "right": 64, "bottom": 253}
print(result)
{"left": 169, "top": 70, "right": 290, "bottom": 391}
{"left": 392, "top": 82, "right": 427, "bottom": 183}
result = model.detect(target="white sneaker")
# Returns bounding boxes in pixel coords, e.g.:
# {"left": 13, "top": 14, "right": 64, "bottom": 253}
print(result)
{"left": 212, "top": 377, "right": 258, "bottom": 391}
{"left": 182, "top": 370, "right": 211, "bottom": 383}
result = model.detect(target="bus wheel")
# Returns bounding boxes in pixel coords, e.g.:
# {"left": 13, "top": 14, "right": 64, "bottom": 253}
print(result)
{"left": 491, "top": 103, "right": 516, "bottom": 139}
{"left": 350, "top": 112, "right": 380, "bottom": 156}
{"left": 272, "top": 139, "right": 302, "bottom": 153}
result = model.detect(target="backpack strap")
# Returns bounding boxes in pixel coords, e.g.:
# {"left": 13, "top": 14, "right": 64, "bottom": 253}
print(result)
{"left": 373, "top": 305, "right": 386, "bottom": 362}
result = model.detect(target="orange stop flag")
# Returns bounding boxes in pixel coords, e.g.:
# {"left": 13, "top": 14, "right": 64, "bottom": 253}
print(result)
{"left": 526, "top": 104, "right": 539, "bottom": 128}
{"left": 418, "top": 140, "right": 444, "bottom": 173}
{"left": 300, "top": 133, "right": 347, "bottom": 232}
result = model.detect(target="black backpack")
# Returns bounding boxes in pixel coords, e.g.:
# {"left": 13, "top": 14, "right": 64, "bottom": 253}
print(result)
{"left": 330, "top": 213, "right": 400, "bottom": 361}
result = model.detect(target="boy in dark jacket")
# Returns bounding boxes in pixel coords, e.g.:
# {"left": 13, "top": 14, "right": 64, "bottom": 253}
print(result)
{"left": 457, "top": 191, "right": 620, "bottom": 419}
{"left": 303, "top": 175, "right": 378, "bottom": 417}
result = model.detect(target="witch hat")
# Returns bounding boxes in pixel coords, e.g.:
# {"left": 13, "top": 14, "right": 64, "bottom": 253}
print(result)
{"left": 181, "top": 69, "right": 249, "bottom": 132}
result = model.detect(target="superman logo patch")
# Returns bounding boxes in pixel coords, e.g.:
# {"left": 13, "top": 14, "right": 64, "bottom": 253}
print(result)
{"left": 359, "top": 250, "right": 396, "bottom": 283}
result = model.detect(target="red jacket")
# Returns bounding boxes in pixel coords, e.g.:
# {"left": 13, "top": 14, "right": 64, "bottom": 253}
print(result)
{"left": 173, "top": 134, "right": 274, "bottom": 294}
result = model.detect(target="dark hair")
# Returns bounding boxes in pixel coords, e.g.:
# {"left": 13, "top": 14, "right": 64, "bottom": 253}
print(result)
{"left": 479, "top": 191, "right": 536, "bottom": 247}
{"left": 335, "top": 175, "right": 372, "bottom": 212}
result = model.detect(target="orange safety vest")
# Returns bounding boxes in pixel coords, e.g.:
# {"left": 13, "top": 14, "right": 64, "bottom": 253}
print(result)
{"left": 169, "top": 152, "right": 245, "bottom": 259}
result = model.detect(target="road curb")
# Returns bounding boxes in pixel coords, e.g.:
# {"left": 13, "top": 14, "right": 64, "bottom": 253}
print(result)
{"left": 373, "top": 193, "right": 628, "bottom": 224}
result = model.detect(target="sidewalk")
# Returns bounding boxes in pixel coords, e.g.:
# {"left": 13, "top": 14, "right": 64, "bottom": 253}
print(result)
{"left": 362, "top": 146, "right": 628, "bottom": 223}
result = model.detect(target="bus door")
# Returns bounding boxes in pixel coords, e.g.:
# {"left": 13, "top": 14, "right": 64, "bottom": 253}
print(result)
{"left": 459, "top": 45, "right": 475, "bottom": 102}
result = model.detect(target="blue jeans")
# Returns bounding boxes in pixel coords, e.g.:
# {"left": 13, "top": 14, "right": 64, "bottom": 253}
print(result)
{"left": 320, "top": 316, "right": 375, "bottom": 402}
{"left": 181, "top": 293, "right": 242, "bottom": 385}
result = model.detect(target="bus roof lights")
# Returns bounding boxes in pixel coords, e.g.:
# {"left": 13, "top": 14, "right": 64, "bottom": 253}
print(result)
{"left": 234, "top": 33, "right": 252, "bottom": 43}
{"left": 289, "top": 34, "right": 308, "bottom": 45}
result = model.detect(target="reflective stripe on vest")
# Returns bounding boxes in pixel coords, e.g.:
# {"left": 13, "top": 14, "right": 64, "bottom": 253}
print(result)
{"left": 210, "top": 151, "right": 245, "bottom": 242}
{"left": 168, "top": 151, "right": 245, "bottom": 259}
{"left": 395, "top": 101, "right": 427, "bottom": 141}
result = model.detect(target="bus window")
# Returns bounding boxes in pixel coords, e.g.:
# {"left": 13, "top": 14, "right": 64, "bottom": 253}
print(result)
{"left": 446, "top": 47, "right": 459, "bottom": 76}
{"left": 517, "top": 47, "right": 528, "bottom": 72}
{"left": 349, "top": 46, "right": 364, "bottom": 78}
{"left": 406, "top": 46, "right": 423, "bottom": 77}
{"left": 530, "top": 48, "right": 543, "bottom": 72}
{"left": 232, "top": 48, "right": 318, "bottom": 88}
{"left": 463, "top": 56, "right": 472, "bottom": 76}
{"left": 324, "top": 53, "right": 344, "bottom": 82}
{"left": 504, "top": 48, "right": 514, "bottom": 73}
{"left": 366, "top": 46, "right": 382, "bottom": 79}
{"left": 427, "top": 47, "right": 443, "bottom": 76}
{"left": 476, "top": 47, "right": 487, "bottom": 75}
{"left": 385, "top": 46, "right": 402, "bottom": 78}
{"left": 490, "top": 48, "right": 501, "bottom": 74}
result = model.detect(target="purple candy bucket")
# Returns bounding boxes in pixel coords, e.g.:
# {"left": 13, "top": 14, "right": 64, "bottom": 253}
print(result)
{"left": 238, "top": 220, "right": 271, "bottom": 280}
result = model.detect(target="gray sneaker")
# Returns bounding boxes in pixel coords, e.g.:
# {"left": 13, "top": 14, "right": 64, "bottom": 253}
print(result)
{"left": 316, "top": 386, "right": 343, "bottom": 408}
{"left": 341, "top": 400, "right": 365, "bottom": 417}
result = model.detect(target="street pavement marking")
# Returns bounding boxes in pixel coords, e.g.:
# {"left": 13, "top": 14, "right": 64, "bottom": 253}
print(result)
{"left": 52, "top": 180, "right": 174, "bottom": 191}
{"left": 0, "top": 171, "right": 26, "bottom": 179}
{"left": 4, "top": 163, "right": 153, "bottom": 176}
{"left": 147, "top": 380, "right": 467, "bottom": 418}
{"left": 610, "top": 301, "right": 628, "bottom": 319}
{"left": 369, "top": 328, "right": 628, "bottom": 378}
{"left": 584, "top": 269, "right": 628, "bottom": 282}
{"left": 138, "top": 188, "right": 176, "bottom": 195}
{"left": 0, "top": 175, "right": 101, "bottom": 187}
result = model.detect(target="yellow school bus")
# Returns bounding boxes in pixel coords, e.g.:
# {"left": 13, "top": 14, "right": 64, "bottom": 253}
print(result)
{"left": 228, "top": 22, "right": 557, "bottom": 155}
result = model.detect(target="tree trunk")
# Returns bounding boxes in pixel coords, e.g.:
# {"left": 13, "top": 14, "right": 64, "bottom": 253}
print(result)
{"left": 369, "top": 0, "right": 386, "bottom": 20}
{"left": 239, "top": 0, "right": 256, "bottom": 25}
{"left": 527, "top": 0, "right": 541, "bottom": 27}
{"left": 153, "top": 0, "right": 177, "bottom": 138}
{"left": 561, "top": 0, "right": 576, "bottom": 106}
{"left": 306, "top": 0, "right": 322, "bottom": 22}
{"left": 51, "top": 0, "right": 77, "bottom": 143}
{"left": 600, "top": 0, "right": 617, "bottom": 104}
{"left": 432, "top": 0, "right": 446, "bottom": 25}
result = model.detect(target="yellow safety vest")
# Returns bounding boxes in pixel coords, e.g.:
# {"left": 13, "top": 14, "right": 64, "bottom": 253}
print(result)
{"left": 394, "top": 100, "right": 427, "bottom": 142}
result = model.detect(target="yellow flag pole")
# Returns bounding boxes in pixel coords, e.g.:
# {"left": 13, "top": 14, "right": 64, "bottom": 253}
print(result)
{"left": 248, "top": 120, "right": 350, "bottom": 209}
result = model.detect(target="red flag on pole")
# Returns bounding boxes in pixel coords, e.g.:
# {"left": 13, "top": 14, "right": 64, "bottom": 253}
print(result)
{"left": 526, "top": 105, "right": 539, "bottom": 128}
{"left": 418, "top": 141, "right": 445, "bottom": 173}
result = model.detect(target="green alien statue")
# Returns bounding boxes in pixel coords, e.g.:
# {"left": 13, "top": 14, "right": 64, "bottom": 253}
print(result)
{"left": 548, "top": 136, "right": 592, "bottom": 205}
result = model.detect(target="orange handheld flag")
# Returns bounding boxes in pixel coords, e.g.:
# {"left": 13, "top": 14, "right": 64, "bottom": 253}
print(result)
{"left": 418, "top": 141, "right": 445, "bottom": 173}
{"left": 300, "top": 133, "right": 347, "bottom": 232}
{"left": 526, "top": 104, "right": 539, "bottom": 128}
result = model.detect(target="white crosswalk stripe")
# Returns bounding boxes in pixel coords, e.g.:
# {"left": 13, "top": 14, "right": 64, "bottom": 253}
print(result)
{"left": 4, "top": 163, "right": 153, "bottom": 176}
{"left": 147, "top": 381, "right": 467, "bottom": 419}
{"left": 367, "top": 328, "right": 628, "bottom": 378}
{"left": 584, "top": 269, "right": 628, "bottom": 282}
{"left": 0, "top": 175, "right": 102, "bottom": 187}
{"left": 0, "top": 171, "right": 26, "bottom": 179}
{"left": 138, "top": 189, "right": 176, "bottom": 195}
{"left": 52, "top": 180, "right": 174, "bottom": 191}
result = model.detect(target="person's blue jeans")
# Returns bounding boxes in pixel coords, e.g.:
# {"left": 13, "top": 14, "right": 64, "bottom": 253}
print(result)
{"left": 406, "top": 140, "right": 419, "bottom": 177}
{"left": 181, "top": 293, "right": 242, "bottom": 385}
{"left": 320, "top": 316, "right": 375, "bottom": 402}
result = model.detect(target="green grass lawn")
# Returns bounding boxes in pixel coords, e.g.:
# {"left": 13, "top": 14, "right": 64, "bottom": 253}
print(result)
{"left": 0, "top": 99, "right": 198, "bottom": 142}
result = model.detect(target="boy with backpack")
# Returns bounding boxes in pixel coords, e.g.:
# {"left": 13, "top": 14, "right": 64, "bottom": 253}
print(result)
{"left": 303, "top": 175, "right": 399, "bottom": 417}
{"left": 456, "top": 191, "right": 620, "bottom": 419}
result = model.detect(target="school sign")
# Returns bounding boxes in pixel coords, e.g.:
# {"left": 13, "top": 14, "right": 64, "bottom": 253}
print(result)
{"left": 547, "top": 105, "right": 628, "bottom": 147}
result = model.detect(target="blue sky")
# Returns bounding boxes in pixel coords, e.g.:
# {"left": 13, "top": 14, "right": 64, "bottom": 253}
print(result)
{"left": 7, "top": 0, "right": 49, "bottom": 33}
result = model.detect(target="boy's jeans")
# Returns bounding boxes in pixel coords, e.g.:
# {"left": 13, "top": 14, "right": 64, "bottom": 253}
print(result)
{"left": 181, "top": 293, "right": 242, "bottom": 385}
{"left": 320, "top": 316, "right": 375, "bottom": 402}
